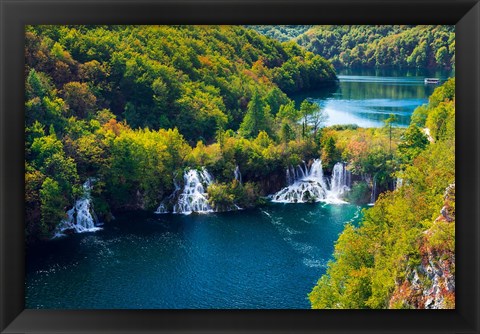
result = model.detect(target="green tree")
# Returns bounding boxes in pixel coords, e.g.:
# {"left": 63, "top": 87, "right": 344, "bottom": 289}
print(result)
{"left": 39, "top": 177, "right": 68, "bottom": 236}
{"left": 426, "top": 102, "right": 454, "bottom": 141}
{"left": 175, "top": 84, "right": 228, "bottom": 142}
{"left": 435, "top": 46, "right": 449, "bottom": 67}
{"left": 61, "top": 82, "right": 97, "bottom": 119}
{"left": 24, "top": 25, "right": 342, "bottom": 240}
{"left": 280, "top": 121, "right": 295, "bottom": 144}
{"left": 276, "top": 100, "right": 300, "bottom": 122}
{"left": 239, "top": 91, "right": 273, "bottom": 138}
{"left": 397, "top": 125, "right": 429, "bottom": 164}
{"left": 310, "top": 103, "right": 328, "bottom": 138}
{"left": 384, "top": 114, "right": 398, "bottom": 155}
{"left": 299, "top": 100, "right": 320, "bottom": 138}
{"left": 26, "top": 69, "right": 51, "bottom": 100}
{"left": 321, "top": 136, "right": 340, "bottom": 170}
{"left": 410, "top": 104, "right": 428, "bottom": 127}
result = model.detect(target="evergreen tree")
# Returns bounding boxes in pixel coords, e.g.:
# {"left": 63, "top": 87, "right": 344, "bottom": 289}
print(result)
{"left": 384, "top": 114, "right": 398, "bottom": 155}
{"left": 239, "top": 91, "right": 273, "bottom": 138}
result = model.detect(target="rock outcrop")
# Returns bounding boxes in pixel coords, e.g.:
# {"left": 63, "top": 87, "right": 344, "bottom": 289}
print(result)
{"left": 389, "top": 184, "right": 455, "bottom": 309}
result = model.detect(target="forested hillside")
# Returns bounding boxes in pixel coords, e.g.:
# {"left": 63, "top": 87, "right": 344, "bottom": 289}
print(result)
{"left": 248, "top": 25, "right": 312, "bottom": 42}
{"left": 309, "top": 79, "right": 455, "bottom": 309}
{"left": 295, "top": 25, "right": 455, "bottom": 69}
{"left": 25, "top": 25, "right": 338, "bottom": 241}
{"left": 251, "top": 25, "right": 455, "bottom": 70}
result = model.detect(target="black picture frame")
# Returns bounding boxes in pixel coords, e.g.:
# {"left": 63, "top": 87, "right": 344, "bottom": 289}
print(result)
{"left": 1, "top": 0, "right": 479, "bottom": 333}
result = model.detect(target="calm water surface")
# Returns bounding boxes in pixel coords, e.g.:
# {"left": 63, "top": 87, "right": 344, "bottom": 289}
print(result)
{"left": 295, "top": 68, "right": 455, "bottom": 127}
{"left": 26, "top": 203, "right": 363, "bottom": 309}
{"left": 26, "top": 69, "right": 453, "bottom": 309}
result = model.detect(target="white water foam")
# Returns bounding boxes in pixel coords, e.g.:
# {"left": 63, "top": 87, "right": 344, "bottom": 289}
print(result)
{"left": 172, "top": 168, "right": 214, "bottom": 215}
{"left": 302, "top": 258, "right": 328, "bottom": 268}
{"left": 271, "top": 160, "right": 351, "bottom": 204}
{"left": 54, "top": 178, "right": 102, "bottom": 238}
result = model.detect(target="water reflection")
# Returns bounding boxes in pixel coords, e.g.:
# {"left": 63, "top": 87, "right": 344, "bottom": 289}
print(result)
{"left": 294, "top": 68, "right": 455, "bottom": 128}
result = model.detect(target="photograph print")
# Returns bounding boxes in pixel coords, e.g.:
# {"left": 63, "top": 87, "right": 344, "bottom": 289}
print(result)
{"left": 25, "top": 25, "right": 455, "bottom": 309}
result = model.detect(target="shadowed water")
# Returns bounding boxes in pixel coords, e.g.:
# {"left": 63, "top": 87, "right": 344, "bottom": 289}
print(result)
{"left": 26, "top": 203, "right": 363, "bottom": 309}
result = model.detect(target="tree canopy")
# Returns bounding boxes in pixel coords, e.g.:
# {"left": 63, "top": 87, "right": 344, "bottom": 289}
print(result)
{"left": 267, "top": 25, "right": 456, "bottom": 70}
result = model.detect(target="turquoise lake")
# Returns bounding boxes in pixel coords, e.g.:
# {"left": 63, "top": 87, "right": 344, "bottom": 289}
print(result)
{"left": 26, "top": 203, "right": 363, "bottom": 309}
{"left": 294, "top": 68, "right": 455, "bottom": 127}
{"left": 25, "top": 69, "right": 454, "bottom": 309}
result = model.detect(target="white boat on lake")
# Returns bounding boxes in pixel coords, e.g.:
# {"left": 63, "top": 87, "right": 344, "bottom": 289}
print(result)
{"left": 424, "top": 78, "right": 440, "bottom": 84}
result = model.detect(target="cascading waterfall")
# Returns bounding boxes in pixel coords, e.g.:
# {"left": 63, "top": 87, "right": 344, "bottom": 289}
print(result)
{"left": 302, "top": 161, "right": 308, "bottom": 177}
{"left": 286, "top": 168, "right": 292, "bottom": 186}
{"left": 271, "top": 159, "right": 350, "bottom": 204}
{"left": 234, "top": 165, "right": 242, "bottom": 184}
{"left": 157, "top": 161, "right": 351, "bottom": 213}
{"left": 155, "top": 167, "right": 245, "bottom": 215}
{"left": 346, "top": 168, "right": 352, "bottom": 188}
{"left": 54, "top": 178, "right": 102, "bottom": 237}
{"left": 369, "top": 176, "right": 377, "bottom": 205}
{"left": 296, "top": 163, "right": 307, "bottom": 179}
{"left": 289, "top": 166, "right": 296, "bottom": 184}
{"left": 172, "top": 168, "right": 214, "bottom": 215}
{"left": 155, "top": 179, "right": 181, "bottom": 214}
{"left": 155, "top": 203, "right": 169, "bottom": 214}
{"left": 330, "top": 162, "right": 351, "bottom": 197}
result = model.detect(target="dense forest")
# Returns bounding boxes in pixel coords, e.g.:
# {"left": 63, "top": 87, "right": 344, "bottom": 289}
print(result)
{"left": 251, "top": 25, "right": 455, "bottom": 70}
{"left": 24, "top": 25, "right": 456, "bottom": 309}
{"left": 309, "top": 79, "right": 455, "bottom": 309}
{"left": 25, "top": 25, "right": 338, "bottom": 241}
{"left": 248, "top": 25, "right": 312, "bottom": 42}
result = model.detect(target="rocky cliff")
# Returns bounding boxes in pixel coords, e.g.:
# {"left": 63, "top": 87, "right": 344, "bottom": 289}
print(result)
{"left": 389, "top": 184, "right": 455, "bottom": 309}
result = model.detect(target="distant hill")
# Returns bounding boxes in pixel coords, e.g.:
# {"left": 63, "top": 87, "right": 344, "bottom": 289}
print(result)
{"left": 294, "top": 25, "right": 455, "bottom": 69}
{"left": 248, "top": 25, "right": 312, "bottom": 42}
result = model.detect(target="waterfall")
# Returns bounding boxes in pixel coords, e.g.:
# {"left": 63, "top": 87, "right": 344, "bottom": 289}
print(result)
{"left": 330, "top": 162, "right": 350, "bottom": 197}
{"left": 155, "top": 178, "right": 181, "bottom": 214}
{"left": 346, "top": 168, "right": 352, "bottom": 188}
{"left": 308, "top": 159, "right": 325, "bottom": 180}
{"left": 234, "top": 165, "right": 242, "bottom": 184}
{"left": 290, "top": 166, "right": 296, "bottom": 184}
{"left": 155, "top": 203, "right": 169, "bottom": 214}
{"left": 286, "top": 168, "right": 292, "bottom": 186}
{"left": 54, "top": 178, "right": 102, "bottom": 238}
{"left": 271, "top": 159, "right": 349, "bottom": 204}
{"left": 271, "top": 159, "right": 327, "bottom": 203}
{"left": 369, "top": 176, "right": 377, "bottom": 205}
{"left": 172, "top": 168, "right": 214, "bottom": 215}
{"left": 296, "top": 165, "right": 305, "bottom": 179}
{"left": 302, "top": 161, "right": 308, "bottom": 176}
